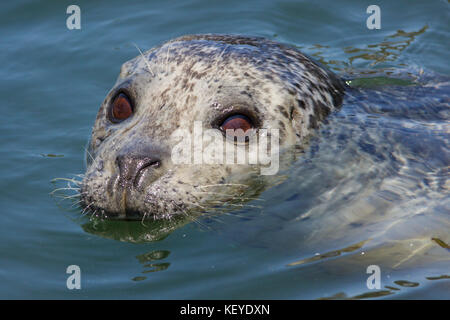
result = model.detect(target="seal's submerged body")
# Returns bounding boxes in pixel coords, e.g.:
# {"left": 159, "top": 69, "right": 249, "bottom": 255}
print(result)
{"left": 81, "top": 34, "right": 345, "bottom": 220}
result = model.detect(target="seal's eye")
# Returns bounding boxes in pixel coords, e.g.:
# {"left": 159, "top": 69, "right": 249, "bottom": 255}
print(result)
{"left": 109, "top": 93, "right": 133, "bottom": 123}
{"left": 220, "top": 114, "right": 253, "bottom": 135}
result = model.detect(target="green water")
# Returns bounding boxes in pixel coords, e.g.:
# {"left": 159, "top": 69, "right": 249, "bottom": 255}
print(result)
{"left": 1, "top": 0, "right": 449, "bottom": 299}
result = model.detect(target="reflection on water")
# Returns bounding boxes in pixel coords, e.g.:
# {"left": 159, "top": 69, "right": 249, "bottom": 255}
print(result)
{"left": 345, "top": 26, "right": 428, "bottom": 67}
{"left": 320, "top": 290, "right": 394, "bottom": 300}
{"left": 136, "top": 250, "right": 171, "bottom": 263}
{"left": 302, "top": 26, "right": 428, "bottom": 77}
{"left": 132, "top": 250, "right": 171, "bottom": 282}
{"left": 320, "top": 276, "right": 450, "bottom": 299}
{"left": 431, "top": 238, "right": 450, "bottom": 250}
{"left": 287, "top": 239, "right": 369, "bottom": 267}
{"left": 394, "top": 280, "right": 420, "bottom": 287}
{"left": 81, "top": 219, "right": 186, "bottom": 243}
{"left": 426, "top": 275, "right": 450, "bottom": 280}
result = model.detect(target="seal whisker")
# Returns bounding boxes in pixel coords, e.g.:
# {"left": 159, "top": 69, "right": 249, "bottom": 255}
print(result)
{"left": 51, "top": 177, "right": 82, "bottom": 185}
{"left": 209, "top": 201, "right": 262, "bottom": 209}
{"left": 189, "top": 215, "right": 212, "bottom": 231}
{"left": 50, "top": 187, "right": 80, "bottom": 195}
{"left": 218, "top": 211, "right": 248, "bottom": 219}
{"left": 68, "top": 173, "right": 85, "bottom": 178}
{"left": 184, "top": 201, "right": 207, "bottom": 210}
{"left": 51, "top": 191, "right": 87, "bottom": 203}
{"left": 81, "top": 202, "right": 94, "bottom": 216}
{"left": 54, "top": 193, "right": 82, "bottom": 200}
{"left": 194, "top": 191, "right": 264, "bottom": 201}
{"left": 208, "top": 44, "right": 229, "bottom": 82}
{"left": 165, "top": 43, "right": 171, "bottom": 75}
{"left": 133, "top": 42, "right": 155, "bottom": 77}
{"left": 84, "top": 146, "right": 100, "bottom": 169}
{"left": 89, "top": 209, "right": 98, "bottom": 219}
{"left": 70, "top": 199, "right": 84, "bottom": 208}
{"left": 140, "top": 212, "right": 148, "bottom": 226}
{"left": 201, "top": 211, "right": 226, "bottom": 225}
{"left": 84, "top": 146, "right": 94, "bottom": 161}
{"left": 171, "top": 202, "right": 211, "bottom": 230}
{"left": 198, "top": 184, "right": 250, "bottom": 188}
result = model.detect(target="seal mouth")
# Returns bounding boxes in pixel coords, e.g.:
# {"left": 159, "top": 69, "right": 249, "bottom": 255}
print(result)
{"left": 79, "top": 191, "right": 147, "bottom": 220}
{"left": 118, "top": 188, "right": 147, "bottom": 219}
{"left": 80, "top": 164, "right": 175, "bottom": 220}
{"left": 119, "top": 187, "right": 128, "bottom": 216}
{"left": 110, "top": 173, "right": 145, "bottom": 219}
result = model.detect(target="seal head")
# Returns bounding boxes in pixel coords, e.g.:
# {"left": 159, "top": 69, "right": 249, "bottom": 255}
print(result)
{"left": 81, "top": 34, "right": 345, "bottom": 220}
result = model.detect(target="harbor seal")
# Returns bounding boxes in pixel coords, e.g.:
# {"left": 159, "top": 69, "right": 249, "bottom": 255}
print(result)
{"left": 80, "top": 34, "right": 345, "bottom": 220}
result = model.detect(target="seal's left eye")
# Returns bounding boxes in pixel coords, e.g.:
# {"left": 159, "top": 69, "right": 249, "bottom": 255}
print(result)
{"left": 110, "top": 93, "right": 133, "bottom": 123}
{"left": 220, "top": 114, "right": 253, "bottom": 134}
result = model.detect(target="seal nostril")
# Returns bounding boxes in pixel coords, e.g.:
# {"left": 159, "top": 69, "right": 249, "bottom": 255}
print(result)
{"left": 116, "top": 154, "right": 162, "bottom": 189}
{"left": 134, "top": 160, "right": 161, "bottom": 188}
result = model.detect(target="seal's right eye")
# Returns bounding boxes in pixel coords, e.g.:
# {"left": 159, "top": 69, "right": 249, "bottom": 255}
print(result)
{"left": 109, "top": 93, "right": 133, "bottom": 123}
